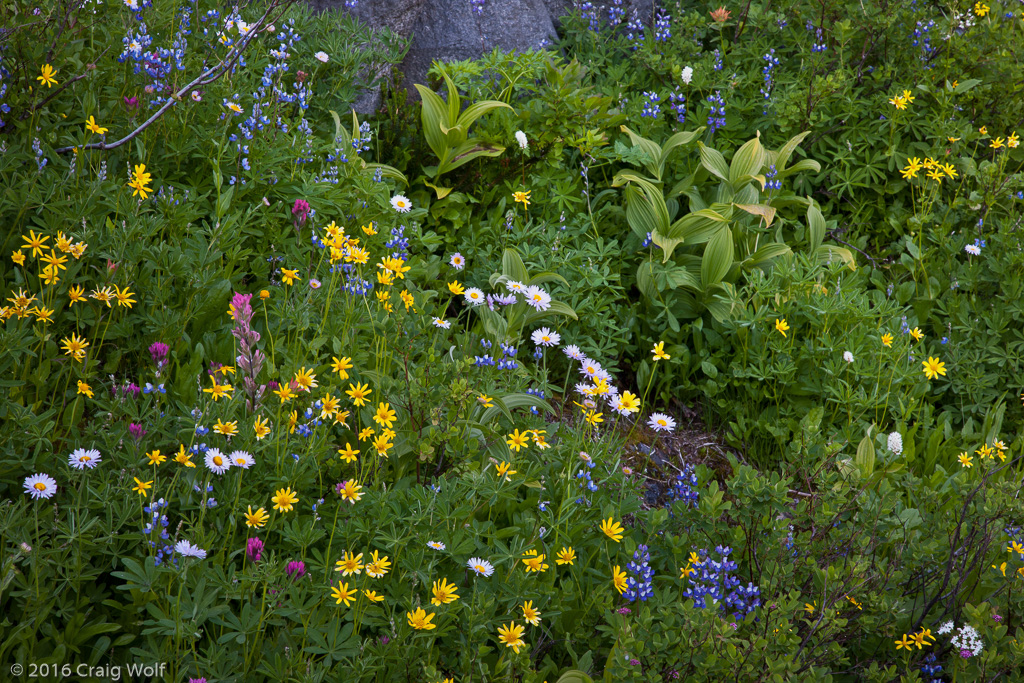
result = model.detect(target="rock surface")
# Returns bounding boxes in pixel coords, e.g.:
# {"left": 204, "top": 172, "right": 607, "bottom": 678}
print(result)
{"left": 309, "top": 0, "right": 654, "bottom": 109}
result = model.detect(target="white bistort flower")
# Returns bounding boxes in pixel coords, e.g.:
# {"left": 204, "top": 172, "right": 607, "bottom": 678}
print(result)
{"left": 467, "top": 557, "right": 494, "bottom": 577}
{"left": 523, "top": 285, "right": 551, "bottom": 311}
{"left": 515, "top": 130, "right": 529, "bottom": 151}
{"left": 314, "top": 51, "right": 329, "bottom": 63}
{"left": 390, "top": 194, "right": 411, "bottom": 213}
{"left": 464, "top": 288, "right": 486, "bottom": 306}
{"left": 843, "top": 351, "right": 854, "bottom": 363}
{"left": 205, "top": 448, "right": 231, "bottom": 475}
{"left": 648, "top": 413, "right": 677, "bottom": 432}
{"left": 69, "top": 448, "right": 102, "bottom": 470}
{"left": 531, "top": 327, "right": 561, "bottom": 347}
{"left": 887, "top": 431, "right": 903, "bottom": 455}
{"left": 24, "top": 473, "right": 58, "bottom": 500}
{"left": 175, "top": 540, "right": 207, "bottom": 559}
{"left": 681, "top": 66, "right": 694, "bottom": 84}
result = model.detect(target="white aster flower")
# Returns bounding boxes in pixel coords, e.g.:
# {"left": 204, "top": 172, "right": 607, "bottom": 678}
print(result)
{"left": 563, "top": 344, "right": 585, "bottom": 361}
{"left": 531, "top": 327, "right": 561, "bottom": 347}
{"left": 427, "top": 541, "right": 446, "bottom": 550}
{"left": 515, "top": 130, "right": 528, "bottom": 151}
{"left": 175, "top": 540, "right": 207, "bottom": 559}
{"left": 887, "top": 432, "right": 903, "bottom": 455}
{"left": 467, "top": 557, "right": 494, "bottom": 577}
{"left": 523, "top": 285, "right": 551, "bottom": 311}
{"left": 314, "top": 51, "right": 329, "bottom": 63}
{"left": 390, "top": 194, "right": 411, "bottom": 213}
{"left": 579, "top": 358, "right": 604, "bottom": 379}
{"left": 449, "top": 252, "right": 465, "bottom": 270}
{"left": 681, "top": 66, "right": 694, "bottom": 84}
{"left": 69, "top": 448, "right": 102, "bottom": 470}
{"left": 648, "top": 412, "right": 676, "bottom": 432}
{"left": 505, "top": 280, "right": 527, "bottom": 294}
{"left": 965, "top": 244, "right": 980, "bottom": 255}
{"left": 205, "top": 448, "right": 231, "bottom": 475}
{"left": 843, "top": 351, "right": 854, "bottom": 363}
{"left": 230, "top": 450, "right": 255, "bottom": 469}
{"left": 433, "top": 318, "right": 451, "bottom": 329}
{"left": 464, "top": 288, "right": 486, "bottom": 306}
{"left": 24, "top": 473, "right": 58, "bottom": 500}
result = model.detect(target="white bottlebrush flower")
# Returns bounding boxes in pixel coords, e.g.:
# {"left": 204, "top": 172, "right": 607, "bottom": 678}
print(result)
{"left": 24, "top": 473, "right": 58, "bottom": 500}
{"left": 648, "top": 412, "right": 677, "bottom": 432}
{"left": 843, "top": 351, "right": 854, "bottom": 363}
{"left": 467, "top": 557, "right": 494, "bottom": 577}
{"left": 681, "top": 66, "right": 694, "bottom": 84}
{"left": 205, "top": 448, "right": 231, "bottom": 475}
{"left": 950, "top": 623, "right": 984, "bottom": 656}
{"left": 464, "top": 288, "right": 486, "bottom": 306}
{"left": 515, "top": 130, "right": 529, "bottom": 151}
{"left": 230, "top": 450, "right": 255, "bottom": 469}
{"left": 175, "top": 540, "right": 207, "bottom": 559}
{"left": 68, "top": 448, "right": 102, "bottom": 470}
{"left": 523, "top": 285, "right": 551, "bottom": 311}
{"left": 449, "top": 252, "right": 465, "bottom": 270}
{"left": 887, "top": 432, "right": 903, "bottom": 455}
{"left": 390, "top": 194, "right": 411, "bottom": 213}
{"left": 531, "top": 327, "right": 561, "bottom": 347}
{"left": 314, "top": 51, "right": 329, "bottom": 63}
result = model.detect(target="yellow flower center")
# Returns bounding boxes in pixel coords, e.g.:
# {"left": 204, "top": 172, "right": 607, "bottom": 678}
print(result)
{"left": 213, "top": 456, "right": 223, "bottom": 466}
{"left": 34, "top": 482, "right": 47, "bottom": 490}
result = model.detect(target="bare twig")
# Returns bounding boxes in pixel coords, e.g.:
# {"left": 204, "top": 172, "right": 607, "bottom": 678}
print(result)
{"left": 55, "top": 0, "right": 292, "bottom": 155}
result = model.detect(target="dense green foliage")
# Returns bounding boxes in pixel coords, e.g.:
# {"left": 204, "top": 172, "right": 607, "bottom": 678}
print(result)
{"left": 2, "top": 0, "right": 1024, "bottom": 681}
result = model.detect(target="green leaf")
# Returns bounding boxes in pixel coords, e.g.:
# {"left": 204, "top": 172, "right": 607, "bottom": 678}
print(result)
{"left": 701, "top": 227, "right": 733, "bottom": 288}
{"left": 619, "top": 125, "right": 663, "bottom": 180}
{"left": 501, "top": 248, "right": 529, "bottom": 283}
{"left": 480, "top": 393, "right": 555, "bottom": 423}
{"left": 698, "top": 142, "right": 730, "bottom": 181}
{"left": 772, "top": 130, "right": 811, "bottom": 172}
{"left": 806, "top": 201, "right": 827, "bottom": 252}
{"left": 636, "top": 262, "right": 659, "bottom": 300}
{"left": 729, "top": 135, "right": 766, "bottom": 187}
{"left": 747, "top": 242, "right": 791, "bottom": 266}
{"left": 557, "top": 671, "right": 595, "bottom": 683}
{"left": 778, "top": 159, "right": 821, "bottom": 178}
{"left": 733, "top": 203, "right": 776, "bottom": 226}
{"left": 814, "top": 244, "right": 856, "bottom": 270}
{"left": 658, "top": 128, "right": 706, "bottom": 178}
{"left": 456, "top": 100, "right": 515, "bottom": 137}
{"left": 856, "top": 433, "right": 876, "bottom": 477}
{"left": 414, "top": 84, "right": 452, "bottom": 160}
{"left": 437, "top": 140, "right": 507, "bottom": 176}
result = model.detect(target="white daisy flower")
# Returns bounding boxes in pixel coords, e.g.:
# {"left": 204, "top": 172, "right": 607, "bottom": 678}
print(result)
{"left": 575, "top": 382, "right": 594, "bottom": 396}
{"left": 230, "top": 450, "right": 255, "bottom": 469}
{"left": 648, "top": 412, "right": 676, "bottom": 432}
{"left": 843, "top": 351, "right": 854, "bottom": 363}
{"left": 449, "top": 253, "right": 465, "bottom": 270}
{"left": 515, "top": 130, "right": 529, "bottom": 150}
{"left": 505, "top": 280, "right": 527, "bottom": 294}
{"left": 579, "top": 358, "right": 603, "bottom": 379}
{"left": 523, "top": 285, "right": 551, "bottom": 311}
{"left": 531, "top": 327, "right": 561, "bottom": 347}
{"left": 427, "top": 541, "right": 446, "bottom": 550}
{"left": 467, "top": 557, "right": 494, "bottom": 577}
{"left": 390, "top": 194, "right": 411, "bottom": 213}
{"left": 175, "top": 540, "right": 207, "bottom": 559}
{"left": 464, "top": 288, "right": 486, "bottom": 306}
{"left": 433, "top": 318, "right": 451, "bottom": 329}
{"left": 24, "top": 473, "right": 57, "bottom": 500}
{"left": 593, "top": 368, "right": 613, "bottom": 383}
{"left": 314, "top": 51, "right": 329, "bottom": 63}
{"left": 965, "top": 244, "right": 980, "bottom": 255}
{"left": 205, "top": 448, "right": 231, "bottom": 475}
{"left": 68, "top": 448, "right": 102, "bottom": 470}
{"left": 563, "top": 344, "right": 585, "bottom": 361}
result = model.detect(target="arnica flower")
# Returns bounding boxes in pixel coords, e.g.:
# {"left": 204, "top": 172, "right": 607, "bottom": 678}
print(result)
{"left": 365, "top": 550, "right": 391, "bottom": 577}
{"left": 132, "top": 477, "right": 153, "bottom": 497}
{"left": 922, "top": 357, "right": 946, "bottom": 380}
{"left": 775, "top": 318, "right": 790, "bottom": 337}
{"left": 522, "top": 549, "right": 549, "bottom": 572}
{"left": 497, "top": 621, "right": 526, "bottom": 652}
{"left": 407, "top": 608, "right": 437, "bottom": 630}
{"left": 24, "top": 473, "right": 57, "bottom": 499}
{"left": 513, "top": 190, "right": 531, "bottom": 208}
{"left": 176, "top": 540, "right": 207, "bottom": 559}
{"left": 506, "top": 429, "right": 530, "bottom": 452}
{"left": 244, "top": 506, "right": 269, "bottom": 528}
{"left": 556, "top": 547, "right": 576, "bottom": 565}
{"left": 430, "top": 577, "right": 460, "bottom": 605}
{"left": 612, "top": 565, "right": 629, "bottom": 593}
{"left": 338, "top": 479, "right": 363, "bottom": 504}
{"left": 336, "top": 551, "right": 364, "bottom": 576}
{"left": 467, "top": 557, "right": 494, "bottom": 577}
{"left": 331, "top": 581, "right": 357, "bottom": 607}
{"left": 85, "top": 116, "right": 108, "bottom": 135}
{"left": 37, "top": 64, "right": 58, "bottom": 87}
{"left": 652, "top": 341, "right": 670, "bottom": 360}
{"left": 959, "top": 452, "right": 973, "bottom": 468}
{"left": 272, "top": 486, "right": 299, "bottom": 512}
{"left": 522, "top": 600, "right": 542, "bottom": 625}
{"left": 600, "top": 517, "right": 625, "bottom": 542}
{"left": 69, "top": 448, "right": 101, "bottom": 470}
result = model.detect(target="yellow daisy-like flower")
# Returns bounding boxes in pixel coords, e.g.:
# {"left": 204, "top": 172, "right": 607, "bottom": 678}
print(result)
{"left": 612, "top": 565, "right": 628, "bottom": 594}
{"left": 651, "top": 340, "right": 671, "bottom": 361}
{"left": 921, "top": 356, "right": 946, "bottom": 380}
{"left": 477, "top": 394, "right": 495, "bottom": 408}
{"left": 272, "top": 486, "right": 299, "bottom": 513}
{"left": 335, "top": 551, "right": 364, "bottom": 576}
{"left": 407, "top": 608, "right": 437, "bottom": 630}
{"left": 522, "top": 549, "right": 549, "bottom": 573}
{"left": 974, "top": 2, "right": 989, "bottom": 17}
{"left": 775, "top": 318, "right": 789, "bottom": 337}
{"left": 894, "top": 634, "right": 914, "bottom": 651}
{"left": 496, "top": 621, "right": 526, "bottom": 652}
{"left": 338, "top": 442, "right": 359, "bottom": 464}
{"left": 556, "top": 547, "right": 576, "bottom": 565}
{"left": 979, "top": 126, "right": 988, "bottom": 136}
{"left": 363, "top": 590, "right": 385, "bottom": 603}
{"left": 292, "top": 366, "right": 318, "bottom": 392}
{"left": 254, "top": 415, "right": 271, "bottom": 440}
{"left": 373, "top": 402, "right": 397, "bottom": 429}
{"left": 365, "top": 550, "right": 391, "bottom": 577}
{"left": 213, "top": 419, "right": 239, "bottom": 437}
{"left": 430, "top": 577, "right": 460, "bottom": 605}
{"left": 600, "top": 516, "right": 625, "bottom": 542}
{"left": 1008, "top": 132, "right": 1019, "bottom": 149}
{"left": 976, "top": 443, "right": 994, "bottom": 461}
{"left": 513, "top": 190, "right": 531, "bottom": 208}
{"left": 37, "top": 64, "right": 58, "bottom": 88}
{"left": 346, "top": 381, "right": 372, "bottom": 406}
{"left": 522, "top": 600, "right": 542, "bottom": 626}
{"left": 203, "top": 376, "right": 234, "bottom": 401}
{"left": 85, "top": 116, "right": 108, "bottom": 135}
{"left": 991, "top": 137, "right": 1005, "bottom": 150}
{"left": 68, "top": 285, "right": 87, "bottom": 306}
{"left": 60, "top": 333, "right": 89, "bottom": 360}
{"left": 132, "top": 477, "right": 153, "bottom": 497}
{"left": 447, "top": 281, "right": 465, "bottom": 295}
{"left": 881, "top": 333, "right": 893, "bottom": 348}
{"left": 11, "top": 250, "right": 25, "bottom": 266}
{"left": 273, "top": 383, "right": 295, "bottom": 402}
{"left": 495, "top": 460, "right": 517, "bottom": 481}
{"left": 339, "top": 479, "right": 363, "bottom": 504}
{"left": 280, "top": 268, "right": 300, "bottom": 285}
{"left": 910, "top": 327, "right": 923, "bottom": 342}
{"left": 173, "top": 445, "right": 195, "bottom": 468}
{"left": 146, "top": 450, "right": 166, "bottom": 466}
{"left": 506, "top": 428, "right": 530, "bottom": 452}
{"left": 958, "top": 452, "right": 973, "bottom": 468}
{"left": 77, "top": 380, "right": 94, "bottom": 398}
{"left": 244, "top": 505, "right": 269, "bottom": 528}
{"left": 330, "top": 581, "right": 357, "bottom": 607}
{"left": 128, "top": 163, "right": 153, "bottom": 199}
{"left": 888, "top": 95, "right": 907, "bottom": 110}
{"left": 21, "top": 230, "right": 49, "bottom": 258}
{"left": 331, "top": 356, "right": 353, "bottom": 378}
